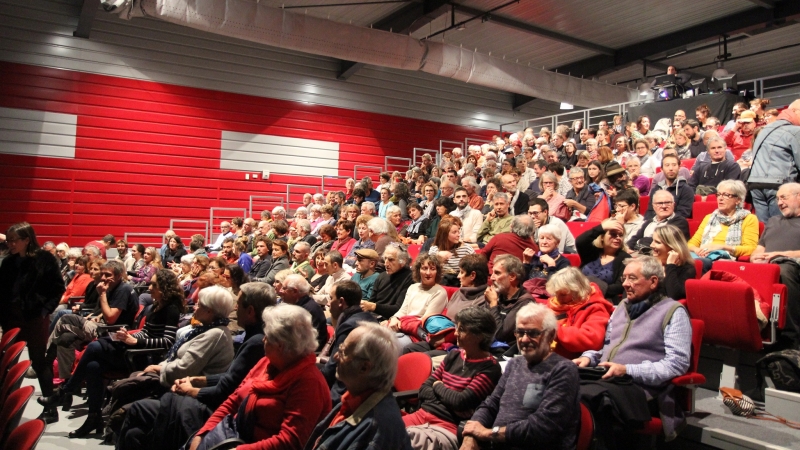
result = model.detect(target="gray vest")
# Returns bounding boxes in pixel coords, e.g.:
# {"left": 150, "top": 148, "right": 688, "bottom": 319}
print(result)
{"left": 601, "top": 297, "right": 683, "bottom": 370}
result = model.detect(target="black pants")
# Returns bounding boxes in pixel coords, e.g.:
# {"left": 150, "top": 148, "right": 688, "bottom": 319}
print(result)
{"left": 117, "top": 393, "right": 213, "bottom": 450}
{"left": 779, "top": 262, "right": 800, "bottom": 346}
{"left": 9, "top": 315, "right": 54, "bottom": 397}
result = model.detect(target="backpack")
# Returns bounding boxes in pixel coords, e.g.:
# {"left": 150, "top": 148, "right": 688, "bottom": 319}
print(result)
{"left": 756, "top": 349, "right": 800, "bottom": 393}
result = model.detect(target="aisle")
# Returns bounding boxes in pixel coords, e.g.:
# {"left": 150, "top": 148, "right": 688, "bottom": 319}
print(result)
{"left": 19, "top": 349, "right": 106, "bottom": 450}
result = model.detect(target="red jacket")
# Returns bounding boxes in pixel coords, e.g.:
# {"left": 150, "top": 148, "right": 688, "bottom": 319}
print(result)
{"left": 552, "top": 283, "right": 613, "bottom": 359}
{"left": 721, "top": 129, "right": 754, "bottom": 160}
{"left": 479, "top": 232, "right": 538, "bottom": 272}
{"left": 198, "top": 355, "right": 331, "bottom": 450}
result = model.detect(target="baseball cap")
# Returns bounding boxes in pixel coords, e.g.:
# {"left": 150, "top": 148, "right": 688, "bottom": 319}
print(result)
{"left": 738, "top": 110, "right": 756, "bottom": 123}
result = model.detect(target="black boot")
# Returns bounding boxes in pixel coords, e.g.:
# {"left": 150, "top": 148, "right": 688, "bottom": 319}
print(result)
{"left": 37, "top": 386, "right": 73, "bottom": 411}
{"left": 69, "top": 412, "right": 104, "bottom": 439}
{"left": 37, "top": 406, "right": 59, "bottom": 424}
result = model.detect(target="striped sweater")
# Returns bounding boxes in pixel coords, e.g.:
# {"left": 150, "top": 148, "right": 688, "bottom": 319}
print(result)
{"left": 418, "top": 349, "right": 502, "bottom": 423}
{"left": 131, "top": 303, "right": 181, "bottom": 350}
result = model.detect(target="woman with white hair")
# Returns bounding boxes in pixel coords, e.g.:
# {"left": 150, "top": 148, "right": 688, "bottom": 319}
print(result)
{"left": 187, "top": 304, "right": 331, "bottom": 450}
{"left": 688, "top": 179, "right": 758, "bottom": 272}
{"left": 522, "top": 224, "right": 570, "bottom": 282}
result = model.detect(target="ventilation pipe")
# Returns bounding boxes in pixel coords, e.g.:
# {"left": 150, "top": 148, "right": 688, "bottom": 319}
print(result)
{"left": 103, "top": 0, "right": 638, "bottom": 108}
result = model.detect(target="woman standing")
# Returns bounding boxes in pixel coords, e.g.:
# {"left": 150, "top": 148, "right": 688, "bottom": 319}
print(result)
{"left": 429, "top": 217, "right": 475, "bottom": 287}
{"left": 0, "top": 222, "right": 65, "bottom": 411}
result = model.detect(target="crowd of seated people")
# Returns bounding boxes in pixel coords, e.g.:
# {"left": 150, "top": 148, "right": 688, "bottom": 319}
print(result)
{"left": 3, "top": 95, "right": 800, "bottom": 450}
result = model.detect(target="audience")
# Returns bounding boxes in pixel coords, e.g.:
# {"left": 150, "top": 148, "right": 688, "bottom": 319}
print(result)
{"left": 576, "top": 256, "right": 691, "bottom": 446}
{"left": 14, "top": 96, "right": 800, "bottom": 449}
{"left": 404, "top": 308, "right": 501, "bottom": 450}
{"left": 463, "top": 303, "right": 580, "bottom": 450}
{"left": 305, "top": 322, "right": 411, "bottom": 450}
{"left": 190, "top": 304, "right": 331, "bottom": 450}
{"left": 117, "top": 282, "right": 276, "bottom": 450}
{"left": 688, "top": 180, "right": 758, "bottom": 272}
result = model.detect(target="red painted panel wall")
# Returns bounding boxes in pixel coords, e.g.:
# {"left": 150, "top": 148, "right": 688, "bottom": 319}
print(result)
{"left": 0, "top": 62, "right": 492, "bottom": 244}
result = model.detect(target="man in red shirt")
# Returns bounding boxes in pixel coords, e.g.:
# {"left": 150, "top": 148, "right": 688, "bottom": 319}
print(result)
{"left": 722, "top": 110, "right": 757, "bottom": 160}
{"left": 479, "top": 215, "right": 538, "bottom": 272}
{"left": 220, "top": 238, "right": 237, "bottom": 265}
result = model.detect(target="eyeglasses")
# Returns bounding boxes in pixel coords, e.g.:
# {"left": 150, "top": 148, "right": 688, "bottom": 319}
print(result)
{"left": 514, "top": 328, "right": 543, "bottom": 340}
{"left": 653, "top": 201, "right": 674, "bottom": 207}
{"left": 528, "top": 210, "right": 544, "bottom": 216}
{"left": 778, "top": 193, "right": 799, "bottom": 202}
{"left": 569, "top": 177, "right": 584, "bottom": 181}
{"left": 717, "top": 193, "right": 739, "bottom": 200}
{"left": 607, "top": 232, "right": 623, "bottom": 238}
{"left": 6, "top": 237, "right": 21, "bottom": 244}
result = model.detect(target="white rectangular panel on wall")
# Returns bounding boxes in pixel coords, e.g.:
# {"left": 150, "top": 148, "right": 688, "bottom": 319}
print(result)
{"left": 0, "top": 107, "right": 77, "bottom": 158}
{"left": 221, "top": 131, "right": 339, "bottom": 177}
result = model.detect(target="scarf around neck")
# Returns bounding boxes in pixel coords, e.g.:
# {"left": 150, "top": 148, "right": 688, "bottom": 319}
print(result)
{"left": 165, "top": 316, "right": 230, "bottom": 362}
{"left": 700, "top": 207, "right": 750, "bottom": 252}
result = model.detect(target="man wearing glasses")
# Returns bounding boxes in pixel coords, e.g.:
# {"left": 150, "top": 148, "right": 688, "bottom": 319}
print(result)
{"left": 751, "top": 182, "right": 800, "bottom": 348}
{"left": 563, "top": 167, "right": 595, "bottom": 218}
{"left": 529, "top": 199, "right": 576, "bottom": 254}
{"left": 626, "top": 190, "right": 690, "bottom": 250}
{"left": 461, "top": 303, "right": 580, "bottom": 450}
{"left": 575, "top": 256, "right": 692, "bottom": 446}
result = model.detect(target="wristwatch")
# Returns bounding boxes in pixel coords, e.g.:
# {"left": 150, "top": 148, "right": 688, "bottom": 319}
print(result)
{"left": 491, "top": 426, "right": 500, "bottom": 441}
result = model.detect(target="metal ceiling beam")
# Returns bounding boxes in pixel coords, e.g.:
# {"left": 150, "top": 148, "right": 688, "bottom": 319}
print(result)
{"left": 73, "top": 0, "right": 101, "bottom": 38}
{"left": 337, "top": 0, "right": 449, "bottom": 80}
{"left": 455, "top": 5, "right": 614, "bottom": 56}
{"left": 746, "top": 0, "right": 775, "bottom": 8}
{"left": 555, "top": 0, "right": 800, "bottom": 78}
{"left": 512, "top": 94, "right": 537, "bottom": 112}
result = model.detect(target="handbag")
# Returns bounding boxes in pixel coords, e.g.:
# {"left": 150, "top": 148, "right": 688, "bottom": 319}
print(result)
{"left": 720, "top": 387, "right": 800, "bottom": 429}
{"left": 552, "top": 202, "right": 571, "bottom": 221}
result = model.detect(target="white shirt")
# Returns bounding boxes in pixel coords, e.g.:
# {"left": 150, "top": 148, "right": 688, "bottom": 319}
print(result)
{"left": 451, "top": 206, "right": 484, "bottom": 243}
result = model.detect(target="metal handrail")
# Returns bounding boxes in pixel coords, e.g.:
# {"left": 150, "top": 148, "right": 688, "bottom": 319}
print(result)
{"left": 249, "top": 195, "right": 286, "bottom": 218}
{"left": 321, "top": 175, "right": 351, "bottom": 193}
{"left": 353, "top": 165, "right": 383, "bottom": 181}
{"left": 384, "top": 156, "right": 412, "bottom": 173}
{"left": 209, "top": 207, "right": 247, "bottom": 242}
{"left": 502, "top": 98, "right": 654, "bottom": 133}
{"left": 169, "top": 219, "right": 209, "bottom": 242}
{"left": 123, "top": 232, "right": 165, "bottom": 247}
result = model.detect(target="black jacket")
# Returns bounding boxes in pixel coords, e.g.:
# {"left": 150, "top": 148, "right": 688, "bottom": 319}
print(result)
{"left": 370, "top": 267, "right": 415, "bottom": 320}
{"left": 0, "top": 250, "right": 65, "bottom": 323}
{"left": 625, "top": 215, "right": 690, "bottom": 250}
{"left": 644, "top": 177, "right": 695, "bottom": 221}
{"left": 576, "top": 224, "right": 632, "bottom": 304}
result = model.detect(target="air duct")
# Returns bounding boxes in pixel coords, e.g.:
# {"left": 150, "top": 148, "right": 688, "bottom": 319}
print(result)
{"left": 103, "top": 0, "right": 638, "bottom": 108}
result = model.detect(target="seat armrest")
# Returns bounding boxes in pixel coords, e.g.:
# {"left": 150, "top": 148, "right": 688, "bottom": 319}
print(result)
{"left": 737, "top": 255, "right": 751, "bottom": 262}
{"left": 393, "top": 389, "right": 420, "bottom": 401}
{"left": 124, "top": 348, "right": 167, "bottom": 371}
{"left": 672, "top": 372, "right": 706, "bottom": 386}
{"left": 68, "top": 296, "right": 85, "bottom": 307}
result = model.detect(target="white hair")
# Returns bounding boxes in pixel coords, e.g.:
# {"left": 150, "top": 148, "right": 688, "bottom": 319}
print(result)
{"left": 361, "top": 202, "right": 376, "bottom": 213}
{"left": 313, "top": 193, "right": 324, "bottom": 202}
{"left": 367, "top": 217, "right": 390, "bottom": 235}
{"left": 198, "top": 285, "right": 236, "bottom": 319}
{"left": 537, "top": 223, "right": 562, "bottom": 242}
{"left": 283, "top": 273, "right": 311, "bottom": 296}
{"left": 516, "top": 303, "right": 557, "bottom": 335}
{"left": 350, "top": 322, "right": 399, "bottom": 392}
{"left": 180, "top": 254, "right": 195, "bottom": 265}
{"left": 272, "top": 206, "right": 286, "bottom": 216}
{"left": 262, "top": 304, "right": 318, "bottom": 358}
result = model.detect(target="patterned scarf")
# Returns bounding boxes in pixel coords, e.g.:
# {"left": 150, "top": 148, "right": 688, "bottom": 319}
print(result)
{"left": 700, "top": 207, "right": 750, "bottom": 254}
{"left": 406, "top": 216, "right": 427, "bottom": 234}
{"left": 164, "top": 316, "right": 230, "bottom": 362}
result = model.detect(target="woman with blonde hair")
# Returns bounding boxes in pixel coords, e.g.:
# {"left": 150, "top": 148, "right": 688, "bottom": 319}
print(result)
{"left": 130, "top": 246, "right": 162, "bottom": 287}
{"left": 544, "top": 267, "right": 613, "bottom": 359}
{"left": 650, "top": 225, "right": 695, "bottom": 299}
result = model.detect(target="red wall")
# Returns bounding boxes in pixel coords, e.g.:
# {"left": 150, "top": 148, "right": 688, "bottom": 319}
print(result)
{"left": 0, "top": 62, "right": 492, "bottom": 245}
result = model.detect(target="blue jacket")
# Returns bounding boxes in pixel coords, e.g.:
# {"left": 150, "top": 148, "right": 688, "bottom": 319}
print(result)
{"left": 304, "top": 391, "right": 412, "bottom": 450}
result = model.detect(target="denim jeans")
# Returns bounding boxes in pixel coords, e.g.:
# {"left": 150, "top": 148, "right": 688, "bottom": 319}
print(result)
{"left": 751, "top": 188, "right": 780, "bottom": 222}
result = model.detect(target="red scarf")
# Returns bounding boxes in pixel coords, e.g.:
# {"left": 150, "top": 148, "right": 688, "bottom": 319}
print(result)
{"left": 329, "top": 389, "right": 377, "bottom": 428}
{"left": 248, "top": 353, "right": 317, "bottom": 397}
